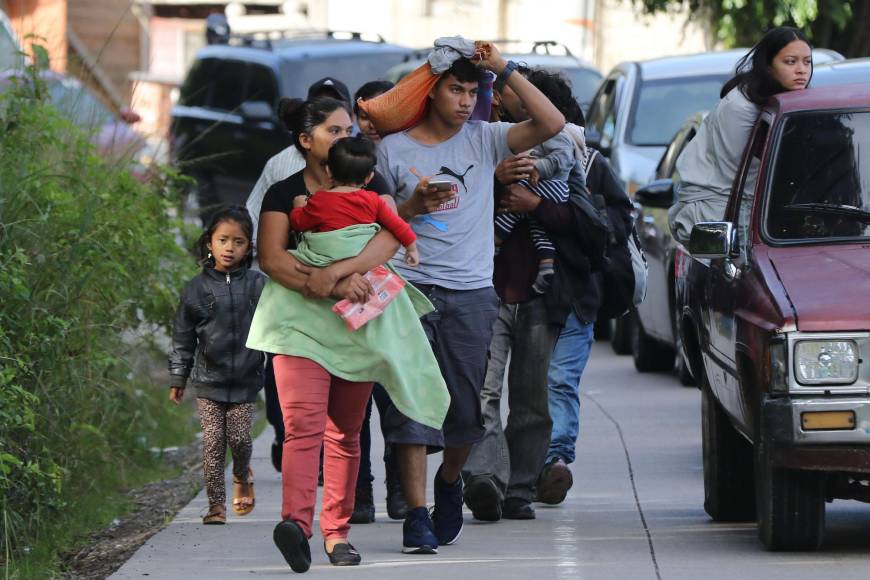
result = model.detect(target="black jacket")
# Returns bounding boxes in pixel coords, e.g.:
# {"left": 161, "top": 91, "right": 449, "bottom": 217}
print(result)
{"left": 169, "top": 265, "right": 267, "bottom": 403}
{"left": 544, "top": 150, "right": 632, "bottom": 326}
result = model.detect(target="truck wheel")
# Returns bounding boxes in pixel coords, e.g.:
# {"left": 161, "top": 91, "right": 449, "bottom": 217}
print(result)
{"left": 755, "top": 443, "right": 825, "bottom": 551}
{"left": 632, "top": 317, "right": 675, "bottom": 372}
{"left": 701, "top": 378, "right": 755, "bottom": 521}
{"left": 611, "top": 312, "right": 633, "bottom": 355}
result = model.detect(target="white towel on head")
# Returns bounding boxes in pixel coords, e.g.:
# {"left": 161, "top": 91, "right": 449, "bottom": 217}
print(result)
{"left": 428, "top": 36, "right": 477, "bottom": 74}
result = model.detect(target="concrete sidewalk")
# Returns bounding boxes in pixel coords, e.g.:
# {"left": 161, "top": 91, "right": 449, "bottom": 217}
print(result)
{"left": 115, "top": 341, "right": 870, "bottom": 578}
{"left": 112, "top": 345, "right": 661, "bottom": 579}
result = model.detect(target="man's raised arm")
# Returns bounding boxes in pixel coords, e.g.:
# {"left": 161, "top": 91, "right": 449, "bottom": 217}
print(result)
{"left": 476, "top": 43, "right": 565, "bottom": 154}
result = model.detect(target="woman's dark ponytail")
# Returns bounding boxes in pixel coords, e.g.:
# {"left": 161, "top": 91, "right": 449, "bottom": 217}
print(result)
{"left": 278, "top": 96, "right": 351, "bottom": 155}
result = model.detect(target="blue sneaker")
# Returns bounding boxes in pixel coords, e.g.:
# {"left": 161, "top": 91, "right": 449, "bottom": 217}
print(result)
{"left": 432, "top": 466, "right": 464, "bottom": 545}
{"left": 402, "top": 506, "right": 438, "bottom": 554}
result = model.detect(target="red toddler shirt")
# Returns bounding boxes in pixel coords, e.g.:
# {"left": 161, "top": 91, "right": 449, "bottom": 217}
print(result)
{"left": 289, "top": 189, "right": 416, "bottom": 247}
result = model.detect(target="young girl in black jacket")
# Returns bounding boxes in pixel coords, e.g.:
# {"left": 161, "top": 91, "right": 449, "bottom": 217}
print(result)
{"left": 168, "top": 206, "right": 267, "bottom": 525}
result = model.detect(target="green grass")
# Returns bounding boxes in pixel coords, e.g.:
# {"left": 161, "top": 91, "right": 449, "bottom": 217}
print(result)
{"left": 4, "top": 387, "right": 198, "bottom": 579}
{"left": 0, "top": 54, "right": 197, "bottom": 579}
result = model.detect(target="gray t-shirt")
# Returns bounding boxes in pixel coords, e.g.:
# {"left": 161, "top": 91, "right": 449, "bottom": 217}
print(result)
{"left": 377, "top": 121, "right": 513, "bottom": 290}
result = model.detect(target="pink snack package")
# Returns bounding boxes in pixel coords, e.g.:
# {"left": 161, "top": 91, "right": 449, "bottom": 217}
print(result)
{"left": 332, "top": 265, "right": 406, "bottom": 331}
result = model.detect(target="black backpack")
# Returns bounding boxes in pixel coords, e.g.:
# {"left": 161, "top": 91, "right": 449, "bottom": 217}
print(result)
{"left": 583, "top": 150, "right": 648, "bottom": 319}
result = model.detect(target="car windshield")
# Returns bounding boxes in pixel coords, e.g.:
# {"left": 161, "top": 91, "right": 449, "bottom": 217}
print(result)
{"left": 47, "top": 79, "right": 114, "bottom": 128}
{"left": 562, "top": 68, "right": 602, "bottom": 110}
{"left": 627, "top": 75, "right": 728, "bottom": 146}
{"left": 766, "top": 110, "right": 870, "bottom": 242}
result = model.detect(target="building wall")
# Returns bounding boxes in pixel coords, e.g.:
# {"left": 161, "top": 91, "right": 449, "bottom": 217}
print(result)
{"left": 5, "top": 0, "right": 67, "bottom": 71}
{"left": 67, "top": 0, "right": 140, "bottom": 101}
{"left": 595, "top": 0, "right": 710, "bottom": 72}
{"left": 312, "top": 0, "right": 710, "bottom": 72}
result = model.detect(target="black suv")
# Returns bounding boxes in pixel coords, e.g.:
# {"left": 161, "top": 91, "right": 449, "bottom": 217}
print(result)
{"left": 170, "top": 27, "right": 412, "bottom": 213}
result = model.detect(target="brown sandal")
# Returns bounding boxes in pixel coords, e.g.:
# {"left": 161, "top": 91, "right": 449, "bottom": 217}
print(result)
{"left": 203, "top": 503, "right": 226, "bottom": 525}
{"left": 233, "top": 468, "right": 255, "bottom": 516}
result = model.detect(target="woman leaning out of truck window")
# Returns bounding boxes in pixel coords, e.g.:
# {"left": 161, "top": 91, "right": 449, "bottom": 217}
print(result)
{"left": 668, "top": 26, "right": 813, "bottom": 246}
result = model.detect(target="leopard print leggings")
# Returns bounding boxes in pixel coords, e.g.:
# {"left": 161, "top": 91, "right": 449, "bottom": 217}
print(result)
{"left": 196, "top": 398, "right": 254, "bottom": 507}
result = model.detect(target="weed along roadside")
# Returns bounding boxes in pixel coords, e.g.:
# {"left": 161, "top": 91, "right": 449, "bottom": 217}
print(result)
{"left": 0, "top": 53, "right": 201, "bottom": 578}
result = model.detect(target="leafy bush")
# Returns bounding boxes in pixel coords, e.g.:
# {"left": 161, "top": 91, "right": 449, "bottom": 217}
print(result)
{"left": 0, "top": 57, "right": 196, "bottom": 574}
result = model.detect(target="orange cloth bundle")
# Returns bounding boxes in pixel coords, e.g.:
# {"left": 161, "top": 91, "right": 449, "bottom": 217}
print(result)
{"left": 357, "top": 62, "right": 440, "bottom": 136}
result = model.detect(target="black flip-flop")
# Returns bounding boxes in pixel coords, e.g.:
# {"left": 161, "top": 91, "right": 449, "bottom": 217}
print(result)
{"left": 273, "top": 520, "right": 311, "bottom": 573}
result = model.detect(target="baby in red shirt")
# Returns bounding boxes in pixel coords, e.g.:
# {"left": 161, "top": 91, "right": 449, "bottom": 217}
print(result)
{"left": 290, "top": 136, "right": 419, "bottom": 266}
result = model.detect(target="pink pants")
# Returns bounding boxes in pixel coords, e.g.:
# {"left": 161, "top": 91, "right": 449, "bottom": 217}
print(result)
{"left": 272, "top": 355, "right": 373, "bottom": 540}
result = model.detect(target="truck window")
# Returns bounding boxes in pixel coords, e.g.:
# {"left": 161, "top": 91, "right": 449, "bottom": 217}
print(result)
{"left": 766, "top": 111, "right": 870, "bottom": 242}
{"left": 733, "top": 120, "right": 770, "bottom": 259}
{"left": 245, "top": 64, "right": 278, "bottom": 108}
{"left": 209, "top": 60, "right": 247, "bottom": 112}
{"left": 179, "top": 59, "right": 215, "bottom": 107}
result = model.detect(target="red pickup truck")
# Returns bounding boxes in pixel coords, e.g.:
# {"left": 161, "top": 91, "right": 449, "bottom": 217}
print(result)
{"left": 676, "top": 84, "right": 870, "bottom": 551}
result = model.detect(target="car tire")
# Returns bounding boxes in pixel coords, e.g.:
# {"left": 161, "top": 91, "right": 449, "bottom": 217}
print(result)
{"left": 701, "top": 377, "right": 755, "bottom": 522}
{"left": 755, "top": 442, "right": 825, "bottom": 551}
{"left": 610, "top": 312, "right": 633, "bottom": 355}
{"left": 631, "top": 315, "right": 675, "bottom": 372}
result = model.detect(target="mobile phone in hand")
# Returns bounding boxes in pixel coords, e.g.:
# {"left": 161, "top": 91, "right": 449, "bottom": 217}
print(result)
{"left": 427, "top": 180, "right": 453, "bottom": 193}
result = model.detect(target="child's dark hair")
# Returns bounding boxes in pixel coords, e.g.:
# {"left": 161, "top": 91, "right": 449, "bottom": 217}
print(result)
{"left": 327, "top": 136, "right": 376, "bottom": 185}
{"left": 437, "top": 58, "right": 489, "bottom": 87}
{"left": 721, "top": 26, "right": 813, "bottom": 105}
{"left": 354, "top": 80, "right": 395, "bottom": 115}
{"left": 527, "top": 68, "right": 585, "bottom": 127}
{"left": 197, "top": 205, "right": 254, "bottom": 268}
{"left": 279, "top": 96, "right": 352, "bottom": 155}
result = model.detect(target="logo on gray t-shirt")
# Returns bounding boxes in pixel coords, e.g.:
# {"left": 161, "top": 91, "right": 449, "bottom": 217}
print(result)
{"left": 377, "top": 121, "right": 513, "bottom": 290}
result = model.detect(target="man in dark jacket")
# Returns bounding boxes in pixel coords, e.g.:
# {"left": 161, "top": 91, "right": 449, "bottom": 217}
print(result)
{"left": 462, "top": 70, "right": 609, "bottom": 521}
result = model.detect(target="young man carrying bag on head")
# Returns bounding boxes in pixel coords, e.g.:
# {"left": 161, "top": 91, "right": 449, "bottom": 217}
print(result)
{"left": 371, "top": 39, "right": 565, "bottom": 553}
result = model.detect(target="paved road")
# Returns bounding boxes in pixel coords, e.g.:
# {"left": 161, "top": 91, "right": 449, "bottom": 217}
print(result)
{"left": 113, "top": 343, "right": 870, "bottom": 579}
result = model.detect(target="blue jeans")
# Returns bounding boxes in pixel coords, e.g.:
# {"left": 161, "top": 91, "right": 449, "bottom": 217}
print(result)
{"left": 547, "top": 312, "right": 594, "bottom": 464}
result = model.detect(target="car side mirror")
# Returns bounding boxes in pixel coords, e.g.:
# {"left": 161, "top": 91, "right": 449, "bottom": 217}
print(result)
{"left": 634, "top": 179, "right": 674, "bottom": 208}
{"left": 239, "top": 101, "right": 275, "bottom": 124}
{"left": 688, "top": 222, "right": 734, "bottom": 259}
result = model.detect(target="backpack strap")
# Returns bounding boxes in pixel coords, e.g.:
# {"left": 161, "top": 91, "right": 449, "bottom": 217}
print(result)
{"left": 583, "top": 148, "right": 599, "bottom": 179}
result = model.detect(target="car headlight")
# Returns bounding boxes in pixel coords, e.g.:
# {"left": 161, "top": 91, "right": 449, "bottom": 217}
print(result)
{"left": 795, "top": 340, "right": 859, "bottom": 385}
